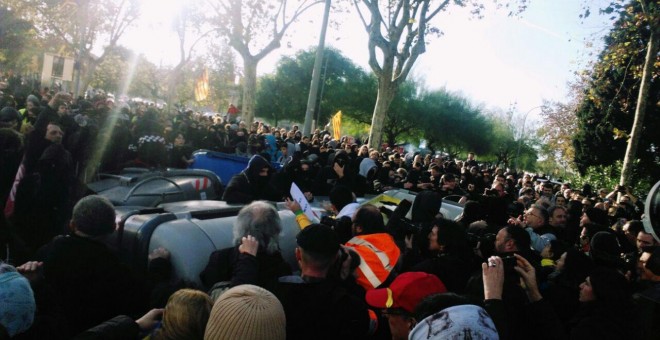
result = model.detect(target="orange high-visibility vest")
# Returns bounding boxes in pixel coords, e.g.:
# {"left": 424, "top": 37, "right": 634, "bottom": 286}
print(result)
{"left": 345, "top": 233, "right": 400, "bottom": 290}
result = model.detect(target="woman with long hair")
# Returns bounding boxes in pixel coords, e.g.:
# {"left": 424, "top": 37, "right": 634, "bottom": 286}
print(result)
{"left": 149, "top": 289, "right": 213, "bottom": 340}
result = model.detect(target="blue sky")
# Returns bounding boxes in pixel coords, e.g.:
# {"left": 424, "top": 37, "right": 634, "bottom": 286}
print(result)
{"left": 121, "top": 0, "right": 616, "bottom": 122}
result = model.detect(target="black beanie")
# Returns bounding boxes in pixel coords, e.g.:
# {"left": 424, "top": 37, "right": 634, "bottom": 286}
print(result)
{"left": 589, "top": 231, "right": 623, "bottom": 268}
{"left": 296, "top": 224, "right": 339, "bottom": 256}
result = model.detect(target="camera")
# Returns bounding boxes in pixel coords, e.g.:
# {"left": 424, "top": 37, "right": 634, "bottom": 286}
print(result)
{"left": 501, "top": 255, "right": 517, "bottom": 271}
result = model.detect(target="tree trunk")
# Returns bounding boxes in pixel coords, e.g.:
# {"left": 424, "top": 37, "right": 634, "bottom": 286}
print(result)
{"left": 241, "top": 58, "right": 258, "bottom": 125}
{"left": 79, "top": 59, "right": 100, "bottom": 97}
{"left": 620, "top": 32, "right": 658, "bottom": 186}
{"left": 368, "top": 81, "right": 396, "bottom": 149}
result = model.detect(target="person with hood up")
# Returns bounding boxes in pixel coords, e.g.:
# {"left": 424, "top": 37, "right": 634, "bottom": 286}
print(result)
{"left": 222, "top": 155, "right": 283, "bottom": 204}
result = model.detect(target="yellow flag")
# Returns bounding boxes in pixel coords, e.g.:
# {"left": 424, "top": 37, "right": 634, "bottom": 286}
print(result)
{"left": 194, "top": 68, "right": 209, "bottom": 102}
{"left": 332, "top": 111, "right": 342, "bottom": 140}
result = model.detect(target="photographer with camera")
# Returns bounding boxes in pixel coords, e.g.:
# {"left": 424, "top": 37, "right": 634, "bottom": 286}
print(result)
{"left": 465, "top": 226, "right": 542, "bottom": 339}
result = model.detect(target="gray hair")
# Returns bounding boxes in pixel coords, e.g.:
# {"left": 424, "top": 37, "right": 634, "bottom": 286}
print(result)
{"left": 233, "top": 201, "right": 282, "bottom": 254}
{"left": 72, "top": 195, "right": 116, "bottom": 237}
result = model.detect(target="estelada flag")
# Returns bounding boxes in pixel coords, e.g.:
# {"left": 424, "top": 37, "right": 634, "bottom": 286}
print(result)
{"left": 332, "top": 111, "right": 342, "bottom": 140}
{"left": 194, "top": 68, "right": 209, "bottom": 102}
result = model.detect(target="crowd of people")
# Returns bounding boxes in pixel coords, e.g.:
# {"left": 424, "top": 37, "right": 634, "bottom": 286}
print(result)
{"left": 0, "top": 87, "right": 659, "bottom": 339}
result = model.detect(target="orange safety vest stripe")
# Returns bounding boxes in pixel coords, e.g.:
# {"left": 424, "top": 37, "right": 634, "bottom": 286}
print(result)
{"left": 346, "top": 233, "right": 400, "bottom": 290}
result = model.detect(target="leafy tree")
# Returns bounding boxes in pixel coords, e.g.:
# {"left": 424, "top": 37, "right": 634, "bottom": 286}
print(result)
{"left": 209, "top": 0, "right": 321, "bottom": 125}
{"left": 255, "top": 47, "right": 376, "bottom": 126}
{"left": 416, "top": 88, "right": 493, "bottom": 156}
{"left": 537, "top": 95, "right": 580, "bottom": 173}
{"left": 128, "top": 57, "right": 164, "bottom": 101}
{"left": 351, "top": 0, "right": 527, "bottom": 149}
{"left": 6, "top": 0, "right": 140, "bottom": 95}
{"left": 381, "top": 81, "right": 419, "bottom": 147}
{"left": 0, "top": 7, "right": 38, "bottom": 73}
{"left": 88, "top": 46, "right": 164, "bottom": 100}
{"left": 207, "top": 43, "right": 241, "bottom": 114}
{"left": 573, "top": 0, "right": 660, "bottom": 184}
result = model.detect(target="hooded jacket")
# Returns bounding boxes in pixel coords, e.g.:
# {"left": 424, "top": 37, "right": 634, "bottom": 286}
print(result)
{"left": 222, "top": 155, "right": 282, "bottom": 204}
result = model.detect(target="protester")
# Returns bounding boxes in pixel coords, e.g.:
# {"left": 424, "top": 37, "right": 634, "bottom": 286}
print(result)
{"left": 1, "top": 81, "right": 658, "bottom": 340}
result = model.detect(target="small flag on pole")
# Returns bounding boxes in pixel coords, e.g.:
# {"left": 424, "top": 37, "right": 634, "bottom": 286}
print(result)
{"left": 194, "top": 68, "right": 209, "bottom": 102}
{"left": 332, "top": 111, "right": 342, "bottom": 140}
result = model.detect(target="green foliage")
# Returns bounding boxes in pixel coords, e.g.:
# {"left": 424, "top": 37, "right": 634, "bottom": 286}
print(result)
{"left": 0, "top": 7, "right": 39, "bottom": 73}
{"left": 206, "top": 44, "right": 241, "bottom": 113}
{"left": 573, "top": 0, "right": 660, "bottom": 179}
{"left": 565, "top": 159, "right": 653, "bottom": 198}
{"left": 415, "top": 89, "right": 492, "bottom": 154}
{"left": 89, "top": 46, "right": 165, "bottom": 100}
{"left": 255, "top": 47, "right": 376, "bottom": 126}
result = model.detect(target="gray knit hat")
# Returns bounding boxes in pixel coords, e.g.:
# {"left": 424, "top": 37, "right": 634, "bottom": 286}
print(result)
{"left": 204, "top": 284, "right": 285, "bottom": 340}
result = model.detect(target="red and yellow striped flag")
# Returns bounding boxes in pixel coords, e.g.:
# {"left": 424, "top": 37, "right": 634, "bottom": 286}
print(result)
{"left": 332, "top": 111, "right": 342, "bottom": 140}
{"left": 194, "top": 68, "right": 209, "bottom": 102}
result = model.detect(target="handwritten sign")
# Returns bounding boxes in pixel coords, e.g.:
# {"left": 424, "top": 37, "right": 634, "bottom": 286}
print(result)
{"left": 290, "top": 183, "right": 320, "bottom": 223}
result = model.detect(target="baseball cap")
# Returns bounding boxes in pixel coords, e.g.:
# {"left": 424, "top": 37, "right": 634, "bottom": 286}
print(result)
{"left": 365, "top": 272, "right": 446, "bottom": 313}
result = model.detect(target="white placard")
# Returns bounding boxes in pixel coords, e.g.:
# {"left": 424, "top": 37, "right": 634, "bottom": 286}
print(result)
{"left": 290, "top": 183, "right": 320, "bottom": 223}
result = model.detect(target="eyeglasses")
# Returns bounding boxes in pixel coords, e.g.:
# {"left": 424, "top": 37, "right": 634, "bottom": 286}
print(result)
{"left": 525, "top": 211, "right": 541, "bottom": 219}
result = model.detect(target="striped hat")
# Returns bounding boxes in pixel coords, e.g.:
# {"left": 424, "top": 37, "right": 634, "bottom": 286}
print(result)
{"left": 204, "top": 284, "right": 285, "bottom": 340}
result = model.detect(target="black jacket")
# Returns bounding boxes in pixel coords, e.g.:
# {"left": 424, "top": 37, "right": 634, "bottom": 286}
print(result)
{"left": 199, "top": 245, "right": 292, "bottom": 292}
{"left": 222, "top": 155, "right": 283, "bottom": 204}
{"left": 275, "top": 276, "right": 371, "bottom": 340}
{"left": 31, "top": 234, "right": 147, "bottom": 339}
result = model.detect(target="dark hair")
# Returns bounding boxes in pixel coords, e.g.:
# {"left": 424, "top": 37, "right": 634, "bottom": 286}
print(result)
{"left": 442, "top": 173, "right": 456, "bottom": 182}
{"left": 433, "top": 218, "right": 471, "bottom": 259}
{"left": 582, "top": 223, "right": 607, "bottom": 241}
{"left": 555, "top": 248, "right": 594, "bottom": 288}
{"left": 589, "top": 266, "right": 632, "bottom": 305}
{"left": 548, "top": 240, "right": 567, "bottom": 261}
{"left": 625, "top": 220, "right": 644, "bottom": 236}
{"left": 329, "top": 185, "right": 354, "bottom": 212}
{"left": 411, "top": 190, "right": 442, "bottom": 224}
{"left": 548, "top": 205, "right": 566, "bottom": 218}
{"left": 353, "top": 204, "right": 384, "bottom": 235}
{"left": 503, "top": 226, "right": 531, "bottom": 251}
{"left": 457, "top": 201, "right": 483, "bottom": 227}
{"left": 301, "top": 248, "right": 337, "bottom": 271}
{"left": 414, "top": 293, "right": 475, "bottom": 321}
{"left": 642, "top": 246, "right": 660, "bottom": 276}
